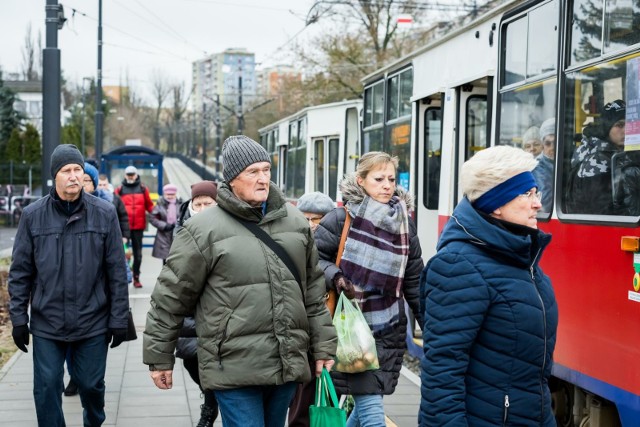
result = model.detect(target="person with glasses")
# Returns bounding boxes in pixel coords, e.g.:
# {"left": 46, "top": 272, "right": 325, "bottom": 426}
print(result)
{"left": 532, "top": 118, "right": 556, "bottom": 212}
{"left": 521, "top": 125, "right": 543, "bottom": 157}
{"left": 567, "top": 99, "right": 626, "bottom": 214}
{"left": 115, "top": 166, "right": 154, "bottom": 288}
{"left": 419, "top": 145, "right": 558, "bottom": 427}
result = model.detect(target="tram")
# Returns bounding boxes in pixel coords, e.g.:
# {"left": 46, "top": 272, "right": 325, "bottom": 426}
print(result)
{"left": 359, "top": 0, "right": 640, "bottom": 425}
{"left": 258, "top": 100, "right": 362, "bottom": 203}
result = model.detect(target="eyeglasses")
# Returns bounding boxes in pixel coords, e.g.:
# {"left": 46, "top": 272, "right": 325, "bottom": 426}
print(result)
{"left": 519, "top": 191, "right": 542, "bottom": 203}
{"left": 305, "top": 216, "right": 323, "bottom": 225}
{"left": 82, "top": 179, "right": 93, "bottom": 184}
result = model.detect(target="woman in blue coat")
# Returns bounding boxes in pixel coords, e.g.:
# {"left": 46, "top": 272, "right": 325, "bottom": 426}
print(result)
{"left": 419, "top": 145, "right": 558, "bottom": 426}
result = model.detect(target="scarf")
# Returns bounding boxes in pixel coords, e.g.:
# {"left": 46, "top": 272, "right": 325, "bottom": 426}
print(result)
{"left": 166, "top": 198, "right": 177, "bottom": 224}
{"left": 340, "top": 195, "right": 410, "bottom": 332}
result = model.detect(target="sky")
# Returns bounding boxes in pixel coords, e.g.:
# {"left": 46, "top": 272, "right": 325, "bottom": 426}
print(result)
{"left": 1, "top": 0, "right": 315, "bottom": 102}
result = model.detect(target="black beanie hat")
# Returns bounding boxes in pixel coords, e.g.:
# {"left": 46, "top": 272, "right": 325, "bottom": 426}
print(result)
{"left": 222, "top": 135, "right": 271, "bottom": 182}
{"left": 51, "top": 144, "right": 85, "bottom": 178}
{"left": 601, "top": 99, "right": 626, "bottom": 135}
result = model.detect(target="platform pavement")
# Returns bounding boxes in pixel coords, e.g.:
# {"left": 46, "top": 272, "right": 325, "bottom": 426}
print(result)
{"left": 0, "top": 248, "right": 421, "bottom": 426}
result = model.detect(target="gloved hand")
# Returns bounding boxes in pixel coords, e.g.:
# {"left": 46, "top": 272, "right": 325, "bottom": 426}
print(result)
{"left": 333, "top": 274, "right": 356, "bottom": 299}
{"left": 12, "top": 324, "right": 30, "bottom": 353}
{"left": 106, "top": 328, "right": 128, "bottom": 349}
{"left": 164, "top": 223, "right": 175, "bottom": 232}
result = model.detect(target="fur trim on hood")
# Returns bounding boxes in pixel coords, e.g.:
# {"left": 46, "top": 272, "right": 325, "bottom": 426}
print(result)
{"left": 339, "top": 173, "right": 414, "bottom": 210}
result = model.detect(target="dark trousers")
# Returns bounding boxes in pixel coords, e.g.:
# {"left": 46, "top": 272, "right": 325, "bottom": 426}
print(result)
{"left": 130, "top": 229, "right": 144, "bottom": 277}
{"left": 183, "top": 357, "right": 219, "bottom": 413}
{"left": 33, "top": 334, "right": 108, "bottom": 427}
{"left": 288, "top": 354, "right": 316, "bottom": 427}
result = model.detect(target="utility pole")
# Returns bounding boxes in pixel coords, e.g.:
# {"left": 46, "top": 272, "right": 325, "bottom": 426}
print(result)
{"left": 94, "top": 0, "right": 104, "bottom": 163}
{"left": 237, "top": 66, "right": 244, "bottom": 135}
{"left": 215, "top": 94, "right": 221, "bottom": 177}
{"left": 80, "top": 77, "right": 91, "bottom": 156}
{"left": 42, "top": 0, "right": 65, "bottom": 194}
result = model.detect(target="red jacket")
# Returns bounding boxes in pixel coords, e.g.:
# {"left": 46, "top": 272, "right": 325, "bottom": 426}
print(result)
{"left": 115, "top": 177, "right": 154, "bottom": 230}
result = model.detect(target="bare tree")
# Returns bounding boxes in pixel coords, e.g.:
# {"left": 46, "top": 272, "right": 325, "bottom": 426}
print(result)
{"left": 150, "top": 70, "right": 171, "bottom": 149}
{"left": 21, "top": 23, "right": 38, "bottom": 81}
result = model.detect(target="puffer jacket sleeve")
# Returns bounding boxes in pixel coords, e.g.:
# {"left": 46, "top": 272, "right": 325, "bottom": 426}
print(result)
{"left": 419, "top": 251, "right": 490, "bottom": 427}
{"left": 304, "top": 227, "right": 338, "bottom": 361}
{"left": 314, "top": 207, "right": 344, "bottom": 290}
{"left": 143, "top": 226, "right": 208, "bottom": 370}
{"left": 403, "top": 218, "right": 424, "bottom": 327}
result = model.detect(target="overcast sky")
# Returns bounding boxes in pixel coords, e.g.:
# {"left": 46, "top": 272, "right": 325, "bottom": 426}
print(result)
{"left": 1, "top": 0, "right": 314, "bottom": 100}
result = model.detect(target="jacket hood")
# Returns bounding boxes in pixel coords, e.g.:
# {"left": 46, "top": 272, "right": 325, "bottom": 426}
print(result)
{"left": 439, "top": 198, "right": 551, "bottom": 267}
{"left": 216, "top": 181, "right": 288, "bottom": 223}
{"left": 339, "top": 173, "right": 414, "bottom": 210}
{"left": 93, "top": 188, "right": 113, "bottom": 202}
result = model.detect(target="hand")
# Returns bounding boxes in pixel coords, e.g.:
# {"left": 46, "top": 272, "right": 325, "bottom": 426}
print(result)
{"left": 315, "top": 359, "right": 335, "bottom": 377}
{"left": 106, "top": 328, "right": 128, "bottom": 348}
{"left": 333, "top": 274, "right": 356, "bottom": 299}
{"left": 12, "top": 324, "right": 29, "bottom": 353}
{"left": 150, "top": 369, "right": 173, "bottom": 389}
{"left": 164, "top": 223, "right": 175, "bottom": 231}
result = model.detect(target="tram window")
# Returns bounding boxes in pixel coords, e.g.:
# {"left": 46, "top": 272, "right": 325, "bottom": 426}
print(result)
{"left": 388, "top": 75, "right": 399, "bottom": 120}
{"left": 328, "top": 138, "right": 339, "bottom": 201}
{"left": 561, "top": 53, "right": 639, "bottom": 216}
{"left": 571, "top": 0, "right": 640, "bottom": 65}
{"left": 503, "top": 0, "right": 558, "bottom": 86}
{"left": 387, "top": 69, "right": 413, "bottom": 121}
{"left": 424, "top": 108, "right": 442, "bottom": 210}
{"left": 314, "top": 139, "right": 325, "bottom": 193}
{"left": 386, "top": 122, "right": 411, "bottom": 190}
{"left": 363, "top": 128, "right": 384, "bottom": 153}
{"left": 465, "top": 96, "right": 488, "bottom": 160}
{"left": 364, "top": 81, "right": 384, "bottom": 127}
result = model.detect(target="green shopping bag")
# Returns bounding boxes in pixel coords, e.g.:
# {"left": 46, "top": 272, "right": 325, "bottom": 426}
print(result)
{"left": 309, "top": 368, "right": 347, "bottom": 427}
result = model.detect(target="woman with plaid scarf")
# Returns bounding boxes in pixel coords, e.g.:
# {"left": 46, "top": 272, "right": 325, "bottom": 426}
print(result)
{"left": 314, "top": 151, "right": 424, "bottom": 427}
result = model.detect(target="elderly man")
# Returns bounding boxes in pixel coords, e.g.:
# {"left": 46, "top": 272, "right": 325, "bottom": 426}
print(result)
{"left": 144, "top": 135, "right": 337, "bottom": 427}
{"left": 9, "top": 144, "right": 129, "bottom": 427}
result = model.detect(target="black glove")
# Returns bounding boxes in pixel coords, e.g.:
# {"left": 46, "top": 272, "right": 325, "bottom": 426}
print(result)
{"left": 106, "top": 328, "right": 128, "bottom": 349}
{"left": 333, "top": 274, "right": 356, "bottom": 299}
{"left": 12, "top": 324, "right": 30, "bottom": 353}
{"left": 164, "top": 223, "right": 175, "bottom": 232}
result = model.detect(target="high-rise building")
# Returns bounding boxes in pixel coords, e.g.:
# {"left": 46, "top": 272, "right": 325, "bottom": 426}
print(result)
{"left": 192, "top": 48, "right": 256, "bottom": 113}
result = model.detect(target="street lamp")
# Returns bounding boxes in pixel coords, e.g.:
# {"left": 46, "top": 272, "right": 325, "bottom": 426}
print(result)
{"left": 80, "top": 77, "right": 92, "bottom": 156}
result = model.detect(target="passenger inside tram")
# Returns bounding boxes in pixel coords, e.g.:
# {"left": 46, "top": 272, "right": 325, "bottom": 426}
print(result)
{"left": 522, "top": 125, "right": 543, "bottom": 157}
{"left": 566, "top": 99, "right": 626, "bottom": 215}
{"left": 532, "top": 118, "right": 555, "bottom": 213}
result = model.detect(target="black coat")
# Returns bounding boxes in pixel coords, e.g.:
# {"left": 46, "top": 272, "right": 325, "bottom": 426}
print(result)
{"left": 314, "top": 182, "right": 423, "bottom": 396}
{"left": 113, "top": 193, "right": 131, "bottom": 239}
{"left": 9, "top": 189, "right": 129, "bottom": 339}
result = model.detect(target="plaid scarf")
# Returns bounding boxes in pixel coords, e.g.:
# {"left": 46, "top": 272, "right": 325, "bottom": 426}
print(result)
{"left": 340, "top": 195, "right": 410, "bottom": 332}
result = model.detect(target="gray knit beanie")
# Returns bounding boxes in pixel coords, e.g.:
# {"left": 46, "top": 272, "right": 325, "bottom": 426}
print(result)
{"left": 297, "top": 192, "right": 335, "bottom": 215}
{"left": 222, "top": 135, "right": 271, "bottom": 182}
{"left": 51, "top": 144, "right": 85, "bottom": 178}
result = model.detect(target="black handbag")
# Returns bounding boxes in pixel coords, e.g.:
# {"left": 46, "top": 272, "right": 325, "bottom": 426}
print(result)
{"left": 125, "top": 307, "right": 137, "bottom": 341}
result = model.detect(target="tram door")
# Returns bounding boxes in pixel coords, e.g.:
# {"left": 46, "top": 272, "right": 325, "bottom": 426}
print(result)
{"left": 312, "top": 136, "right": 340, "bottom": 202}
{"left": 415, "top": 94, "right": 443, "bottom": 263}
{"left": 344, "top": 106, "right": 360, "bottom": 177}
{"left": 454, "top": 79, "right": 490, "bottom": 204}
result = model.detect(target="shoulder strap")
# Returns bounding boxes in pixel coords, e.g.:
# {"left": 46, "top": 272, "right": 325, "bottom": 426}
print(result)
{"left": 335, "top": 206, "right": 351, "bottom": 267}
{"left": 233, "top": 215, "right": 303, "bottom": 291}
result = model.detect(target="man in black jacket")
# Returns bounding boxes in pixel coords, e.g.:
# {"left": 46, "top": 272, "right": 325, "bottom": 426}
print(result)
{"left": 8, "top": 144, "right": 129, "bottom": 427}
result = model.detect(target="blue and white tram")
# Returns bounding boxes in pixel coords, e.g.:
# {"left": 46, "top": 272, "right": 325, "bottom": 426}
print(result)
{"left": 259, "top": 100, "right": 362, "bottom": 204}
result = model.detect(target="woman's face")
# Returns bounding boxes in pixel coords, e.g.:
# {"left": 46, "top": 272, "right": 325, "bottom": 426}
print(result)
{"left": 490, "top": 187, "right": 542, "bottom": 229}
{"left": 164, "top": 193, "right": 177, "bottom": 202}
{"left": 609, "top": 120, "right": 626, "bottom": 146}
{"left": 357, "top": 162, "right": 396, "bottom": 204}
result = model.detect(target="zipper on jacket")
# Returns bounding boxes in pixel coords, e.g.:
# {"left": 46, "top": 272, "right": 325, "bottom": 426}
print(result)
{"left": 503, "top": 394, "right": 509, "bottom": 426}
{"left": 530, "top": 247, "right": 547, "bottom": 422}
{"left": 217, "top": 315, "right": 233, "bottom": 370}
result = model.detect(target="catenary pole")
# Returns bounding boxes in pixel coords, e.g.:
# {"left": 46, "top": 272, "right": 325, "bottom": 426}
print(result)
{"left": 94, "top": 0, "right": 104, "bottom": 163}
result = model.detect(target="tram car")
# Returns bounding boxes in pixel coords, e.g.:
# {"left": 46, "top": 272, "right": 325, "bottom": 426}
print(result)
{"left": 258, "top": 100, "right": 362, "bottom": 203}
{"left": 360, "top": 0, "right": 640, "bottom": 425}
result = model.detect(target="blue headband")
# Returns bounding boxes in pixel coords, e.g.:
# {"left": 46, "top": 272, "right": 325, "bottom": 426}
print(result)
{"left": 473, "top": 171, "right": 537, "bottom": 213}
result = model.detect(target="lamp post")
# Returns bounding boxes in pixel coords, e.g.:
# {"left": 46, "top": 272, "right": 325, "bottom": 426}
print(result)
{"left": 80, "top": 77, "right": 91, "bottom": 156}
{"left": 94, "top": 0, "right": 104, "bottom": 163}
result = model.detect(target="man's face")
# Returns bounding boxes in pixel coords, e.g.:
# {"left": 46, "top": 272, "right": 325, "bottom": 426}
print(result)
{"left": 229, "top": 162, "right": 271, "bottom": 207}
{"left": 98, "top": 178, "right": 110, "bottom": 191}
{"left": 55, "top": 164, "right": 84, "bottom": 201}
{"left": 192, "top": 195, "right": 216, "bottom": 213}
{"left": 125, "top": 173, "right": 137, "bottom": 184}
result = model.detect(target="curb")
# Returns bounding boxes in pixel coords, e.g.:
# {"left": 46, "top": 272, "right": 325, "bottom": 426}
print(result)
{"left": 0, "top": 347, "right": 23, "bottom": 381}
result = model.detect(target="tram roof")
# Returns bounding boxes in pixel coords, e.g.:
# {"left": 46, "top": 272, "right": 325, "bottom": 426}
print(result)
{"left": 258, "top": 99, "right": 362, "bottom": 133}
{"left": 361, "top": 0, "right": 523, "bottom": 85}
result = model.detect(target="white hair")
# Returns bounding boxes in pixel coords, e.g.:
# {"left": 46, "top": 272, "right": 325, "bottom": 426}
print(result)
{"left": 461, "top": 145, "right": 538, "bottom": 203}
